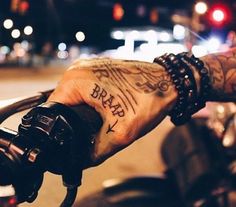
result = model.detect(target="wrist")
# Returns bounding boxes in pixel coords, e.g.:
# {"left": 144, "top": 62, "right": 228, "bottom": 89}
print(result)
{"left": 153, "top": 52, "right": 211, "bottom": 125}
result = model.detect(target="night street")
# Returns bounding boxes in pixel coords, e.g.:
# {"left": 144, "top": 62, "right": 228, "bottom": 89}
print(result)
{"left": 1, "top": 0, "right": 235, "bottom": 205}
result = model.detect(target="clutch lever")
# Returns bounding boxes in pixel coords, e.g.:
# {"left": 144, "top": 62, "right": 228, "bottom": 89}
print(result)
{"left": 0, "top": 89, "right": 54, "bottom": 124}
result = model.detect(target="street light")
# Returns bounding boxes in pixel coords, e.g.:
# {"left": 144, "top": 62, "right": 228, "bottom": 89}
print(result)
{"left": 3, "top": 19, "right": 13, "bottom": 29}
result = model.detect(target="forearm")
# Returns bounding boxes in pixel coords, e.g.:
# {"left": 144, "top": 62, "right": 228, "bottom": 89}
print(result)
{"left": 201, "top": 48, "right": 236, "bottom": 102}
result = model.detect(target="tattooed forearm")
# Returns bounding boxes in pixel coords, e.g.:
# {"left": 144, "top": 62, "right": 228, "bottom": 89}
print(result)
{"left": 202, "top": 49, "right": 236, "bottom": 101}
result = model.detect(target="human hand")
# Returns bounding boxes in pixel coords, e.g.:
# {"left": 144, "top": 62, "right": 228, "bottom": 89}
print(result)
{"left": 48, "top": 58, "right": 177, "bottom": 166}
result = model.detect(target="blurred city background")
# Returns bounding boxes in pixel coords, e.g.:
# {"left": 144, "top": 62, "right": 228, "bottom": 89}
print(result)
{"left": 0, "top": 0, "right": 236, "bottom": 206}
{"left": 0, "top": 0, "right": 236, "bottom": 67}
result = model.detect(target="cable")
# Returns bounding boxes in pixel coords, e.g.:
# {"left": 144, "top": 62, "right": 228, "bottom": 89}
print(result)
{"left": 60, "top": 187, "right": 78, "bottom": 207}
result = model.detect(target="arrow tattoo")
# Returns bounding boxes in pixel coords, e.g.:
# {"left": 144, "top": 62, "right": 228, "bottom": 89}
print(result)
{"left": 106, "top": 119, "right": 118, "bottom": 134}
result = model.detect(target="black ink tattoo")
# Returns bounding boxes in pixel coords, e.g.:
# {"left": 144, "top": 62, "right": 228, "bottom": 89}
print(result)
{"left": 203, "top": 50, "right": 236, "bottom": 101}
{"left": 117, "top": 86, "right": 136, "bottom": 114}
{"left": 106, "top": 120, "right": 118, "bottom": 134}
{"left": 93, "top": 69, "right": 109, "bottom": 81}
{"left": 126, "top": 89, "right": 138, "bottom": 105}
{"left": 90, "top": 59, "right": 174, "bottom": 115}
{"left": 91, "top": 83, "right": 125, "bottom": 117}
{"left": 117, "top": 94, "right": 129, "bottom": 111}
{"left": 92, "top": 59, "right": 172, "bottom": 95}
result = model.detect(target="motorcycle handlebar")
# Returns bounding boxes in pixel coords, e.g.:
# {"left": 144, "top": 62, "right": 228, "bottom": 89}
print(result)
{"left": 0, "top": 95, "right": 103, "bottom": 207}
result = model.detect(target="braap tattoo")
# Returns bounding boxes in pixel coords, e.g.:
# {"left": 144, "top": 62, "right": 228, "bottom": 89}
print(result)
{"left": 91, "top": 83, "right": 125, "bottom": 117}
{"left": 89, "top": 58, "right": 175, "bottom": 133}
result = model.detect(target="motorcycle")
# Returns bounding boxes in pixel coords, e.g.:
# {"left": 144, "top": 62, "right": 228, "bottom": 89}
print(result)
{"left": 0, "top": 90, "right": 235, "bottom": 207}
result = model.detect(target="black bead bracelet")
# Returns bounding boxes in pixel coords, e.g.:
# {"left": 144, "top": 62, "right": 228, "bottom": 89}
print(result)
{"left": 178, "top": 52, "right": 211, "bottom": 112}
{"left": 154, "top": 53, "right": 198, "bottom": 125}
{"left": 153, "top": 52, "right": 211, "bottom": 126}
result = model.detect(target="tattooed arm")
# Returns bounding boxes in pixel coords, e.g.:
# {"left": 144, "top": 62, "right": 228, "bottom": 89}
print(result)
{"left": 48, "top": 48, "right": 236, "bottom": 166}
{"left": 201, "top": 47, "right": 236, "bottom": 101}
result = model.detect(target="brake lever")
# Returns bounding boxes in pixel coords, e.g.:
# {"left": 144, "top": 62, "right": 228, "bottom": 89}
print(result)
{"left": 0, "top": 89, "right": 54, "bottom": 124}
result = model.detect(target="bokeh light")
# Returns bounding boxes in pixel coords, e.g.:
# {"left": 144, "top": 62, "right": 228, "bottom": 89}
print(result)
{"left": 0, "top": 46, "right": 10, "bottom": 55}
{"left": 24, "top": 26, "right": 33, "bottom": 35}
{"left": 159, "top": 31, "right": 172, "bottom": 42}
{"left": 75, "top": 31, "right": 85, "bottom": 42}
{"left": 3, "top": 19, "right": 13, "bottom": 29}
{"left": 212, "top": 9, "right": 225, "bottom": 22}
{"left": 206, "top": 36, "right": 222, "bottom": 52}
{"left": 11, "top": 29, "right": 21, "bottom": 39}
{"left": 194, "top": 2, "right": 208, "bottom": 15}
{"left": 58, "top": 42, "right": 67, "bottom": 51}
{"left": 173, "top": 24, "right": 186, "bottom": 40}
{"left": 57, "top": 51, "right": 69, "bottom": 59}
{"left": 111, "top": 31, "right": 124, "bottom": 40}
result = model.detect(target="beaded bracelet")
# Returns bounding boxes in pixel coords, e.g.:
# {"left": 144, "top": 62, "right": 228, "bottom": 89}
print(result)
{"left": 154, "top": 53, "right": 198, "bottom": 125}
{"left": 178, "top": 52, "right": 211, "bottom": 113}
{"left": 166, "top": 54, "right": 198, "bottom": 125}
{"left": 154, "top": 54, "right": 188, "bottom": 124}
{"left": 154, "top": 53, "right": 211, "bottom": 126}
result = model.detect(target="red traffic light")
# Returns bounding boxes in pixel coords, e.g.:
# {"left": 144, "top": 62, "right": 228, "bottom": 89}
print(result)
{"left": 19, "top": 1, "right": 29, "bottom": 14}
{"left": 113, "top": 3, "right": 124, "bottom": 21}
{"left": 208, "top": 4, "right": 231, "bottom": 27}
{"left": 212, "top": 9, "right": 225, "bottom": 22}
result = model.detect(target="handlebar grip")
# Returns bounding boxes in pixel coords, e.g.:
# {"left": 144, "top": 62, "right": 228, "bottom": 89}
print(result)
{"left": 31, "top": 102, "right": 104, "bottom": 186}
{"left": 59, "top": 103, "right": 103, "bottom": 186}
{"left": 36, "top": 102, "right": 103, "bottom": 137}
{"left": 0, "top": 102, "right": 103, "bottom": 204}
{"left": 21, "top": 101, "right": 103, "bottom": 168}
{"left": 70, "top": 103, "right": 103, "bottom": 135}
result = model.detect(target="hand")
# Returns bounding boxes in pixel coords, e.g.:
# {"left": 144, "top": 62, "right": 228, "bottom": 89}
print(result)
{"left": 48, "top": 58, "right": 177, "bottom": 166}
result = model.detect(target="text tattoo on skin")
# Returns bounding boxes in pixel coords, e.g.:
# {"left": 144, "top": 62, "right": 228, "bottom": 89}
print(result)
{"left": 90, "top": 59, "right": 173, "bottom": 113}
{"left": 89, "top": 59, "right": 174, "bottom": 134}
{"left": 90, "top": 83, "right": 123, "bottom": 134}
{"left": 90, "top": 83, "right": 125, "bottom": 117}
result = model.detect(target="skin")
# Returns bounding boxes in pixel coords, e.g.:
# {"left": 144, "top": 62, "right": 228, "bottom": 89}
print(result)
{"left": 48, "top": 48, "right": 236, "bottom": 166}
{"left": 201, "top": 49, "right": 236, "bottom": 101}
